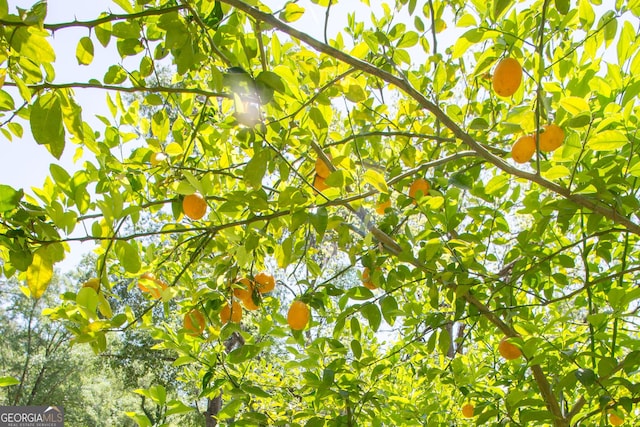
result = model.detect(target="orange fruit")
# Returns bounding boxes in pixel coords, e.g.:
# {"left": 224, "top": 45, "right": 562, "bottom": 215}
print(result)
{"left": 361, "top": 267, "right": 378, "bottom": 290}
{"left": 408, "top": 178, "right": 430, "bottom": 202}
{"left": 255, "top": 272, "right": 275, "bottom": 293}
{"left": 220, "top": 300, "right": 242, "bottom": 324}
{"left": 498, "top": 337, "right": 522, "bottom": 360}
{"left": 511, "top": 135, "right": 536, "bottom": 163}
{"left": 287, "top": 300, "right": 310, "bottom": 330}
{"left": 313, "top": 174, "right": 329, "bottom": 192}
{"left": 243, "top": 295, "right": 259, "bottom": 311}
{"left": 184, "top": 308, "right": 206, "bottom": 335}
{"left": 492, "top": 57, "right": 523, "bottom": 97}
{"left": 461, "top": 403, "right": 475, "bottom": 418}
{"left": 150, "top": 152, "right": 167, "bottom": 166}
{"left": 315, "top": 154, "right": 332, "bottom": 178}
{"left": 137, "top": 272, "right": 168, "bottom": 299}
{"left": 537, "top": 124, "right": 565, "bottom": 152}
{"left": 82, "top": 278, "right": 100, "bottom": 292}
{"left": 233, "top": 278, "right": 254, "bottom": 301}
{"left": 375, "top": 198, "right": 391, "bottom": 215}
{"left": 609, "top": 412, "right": 624, "bottom": 426}
{"left": 182, "top": 193, "right": 207, "bottom": 220}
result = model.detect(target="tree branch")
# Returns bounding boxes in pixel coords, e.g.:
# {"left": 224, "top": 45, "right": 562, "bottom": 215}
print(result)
{"left": 2, "top": 81, "right": 230, "bottom": 99}
{"left": 0, "top": 5, "right": 188, "bottom": 31}
{"left": 218, "top": 0, "right": 640, "bottom": 239}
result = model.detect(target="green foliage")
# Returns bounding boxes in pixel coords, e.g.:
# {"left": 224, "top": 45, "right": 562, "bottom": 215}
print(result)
{"left": 1, "top": 0, "right": 640, "bottom": 426}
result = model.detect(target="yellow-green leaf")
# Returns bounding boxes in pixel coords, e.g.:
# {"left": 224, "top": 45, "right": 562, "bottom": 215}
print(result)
{"left": 587, "top": 130, "right": 628, "bottom": 151}
{"left": 280, "top": 3, "right": 305, "bottom": 22}
{"left": 26, "top": 250, "right": 54, "bottom": 299}
{"left": 544, "top": 165, "right": 571, "bottom": 180}
{"left": 76, "top": 36, "right": 94, "bottom": 65}
{"left": 0, "top": 376, "right": 20, "bottom": 387}
{"left": 363, "top": 169, "right": 388, "bottom": 193}
{"left": 165, "top": 142, "right": 184, "bottom": 156}
{"left": 559, "top": 96, "right": 590, "bottom": 116}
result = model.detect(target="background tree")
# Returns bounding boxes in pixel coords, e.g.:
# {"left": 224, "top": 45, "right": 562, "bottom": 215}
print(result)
{"left": 1, "top": 0, "right": 640, "bottom": 426}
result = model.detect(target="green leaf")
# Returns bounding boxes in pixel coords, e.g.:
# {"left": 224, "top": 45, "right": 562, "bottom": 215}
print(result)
{"left": 559, "top": 96, "right": 590, "bottom": 116}
{"left": 438, "top": 328, "right": 451, "bottom": 355}
{"left": 493, "top": 0, "right": 512, "bottom": 21}
{"left": 575, "top": 368, "right": 596, "bottom": 386}
{"left": 97, "top": 292, "right": 113, "bottom": 318}
{"left": 76, "top": 286, "right": 99, "bottom": 316}
{"left": 0, "top": 89, "right": 15, "bottom": 111}
{"left": 380, "top": 295, "right": 398, "bottom": 325}
{"left": 256, "top": 71, "right": 286, "bottom": 93}
{"left": 345, "top": 84, "right": 367, "bottom": 103}
{"left": 95, "top": 23, "right": 112, "bottom": 47}
{"left": 396, "top": 31, "right": 419, "bottom": 48}
{"left": 587, "top": 130, "right": 628, "bottom": 151}
{"left": 617, "top": 21, "right": 635, "bottom": 65}
{"left": 578, "top": 0, "right": 595, "bottom": 28}
{"left": 0, "top": 0, "right": 7, "bottom": 19}
{"left": 104, "top": 65, "right": 127, "bottom": 84}
{"left": 0, "top": 184, "right": 23, "bottom": 212}
{"left": 112, "top": 0, "right": 134, "bottom": 13}
{"left": 76, "top": 36, "right": 94, "bottom": 65}
{"left": 280, "top": 3, "right": 305, "bottom": 22}
{"left": 26, "top": 249, "right": 54, "bottom": 299}
{"left": 361, "top": 304, "right": 381, "bottom": 331}
{"left": 30, "top": 93, "right": 65, "bottom": 159}
{"left": 166, "top": 400, "right": 194, "bottom": 416}
{"left": 244, "top": 149, "right": 269, "bottom": 188}
{"left": 10, "top": 27, "right": 55, "bottom": 64}
{"left": 485, "top": 174, "right": 509, "bottom": 196}
{"left": 363, "top": 169, "right": 388, "bottom": 193}
{"left": 115, "top": 241, "right": 141, "bottom": 273}
{"left": 0, "top": 376, "right": 20, "bottom": 387}
{"left": 555, "top": 0, "right": 570, "bottom": 14}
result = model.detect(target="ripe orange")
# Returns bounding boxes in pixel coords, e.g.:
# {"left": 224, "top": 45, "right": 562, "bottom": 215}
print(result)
{"left": 609, "top": 412, "right": 624, "bottom": 426}
{"left": 492, "top": 57, "right": 523, "bottom": 97}
{"left": 82, "top": 278, "right": 100, "bottom": 292}
{"left": 498, "top": 337, "right": 522, "bottom": 360}
{"left": 361, "top": 267, "right": 377, "bottom": 290}
{"left": 234, "top": 279, "right": 259, "bottom": 311}
{"left": 255, "top": 272, "right": 275, "bottom": 293}
{"left": 511, "top": 135, "right": 536, "bottom": 163}
{"left": 313, "top": 174, "right": 329, "bottom": 192}
{"left": 375, "top": 198, "right": 391, "bottom": 215}
{"left": 287, "top": 300, "right": 310, "bottom": 330}
{"left": 184, "top": 308, "right": 206, "bottom": 335}
{"left": 537, "top": 124, "right": 565, "bottom": 152}
{"left": 315, "top": 155, "right": 332, "bottom": 179}
{"left": 137, "top": 272, "right": 168, "bottom": 299}
{"left": 220, "top": 300, "right": 242, "bottom": 324}
{"left": 233, "top": 278, "right": 254, "bottom": 301}
{"left": 461, "top": 403, "right": 474, "bottom": 418}
{"left": 182, "top": 193, "right": 207, "bottom": 220}
{"left": 408, "top": 178, "right": 430, "bottom": 202}
{"left": 150, "top": 152, "right": 167, "bottom": 166}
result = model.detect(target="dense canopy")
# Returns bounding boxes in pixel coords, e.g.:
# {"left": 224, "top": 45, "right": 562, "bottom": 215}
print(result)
{"left": 1, "top": 0, "right": 640, "bottom": 425}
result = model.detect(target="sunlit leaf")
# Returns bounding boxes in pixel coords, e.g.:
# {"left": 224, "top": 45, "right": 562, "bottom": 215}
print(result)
{"left": 76, "top": 36, "right": 94, "bottom": 65}
{"left": 26, "top": 249, "right": 54, "bottom": 299}
{"left": 587, "top": 130, "right": 627, "bottom": 151}
{"left": 280, "top": 3, "right": 305, "bottom": 22}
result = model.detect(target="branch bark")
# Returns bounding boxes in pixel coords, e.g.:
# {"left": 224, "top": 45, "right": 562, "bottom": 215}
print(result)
{"left": 0, "top": 5, "right": 188, "bottom": 31}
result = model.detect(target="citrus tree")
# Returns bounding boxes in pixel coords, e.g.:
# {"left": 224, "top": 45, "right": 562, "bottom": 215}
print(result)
{"left": 1, "top": 0, "right": 640, "bottom": 425}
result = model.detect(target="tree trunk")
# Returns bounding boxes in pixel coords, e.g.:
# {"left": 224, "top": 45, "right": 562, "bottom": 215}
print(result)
{"left": 204, "top": 332, "right": 245, "bottom": 426}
